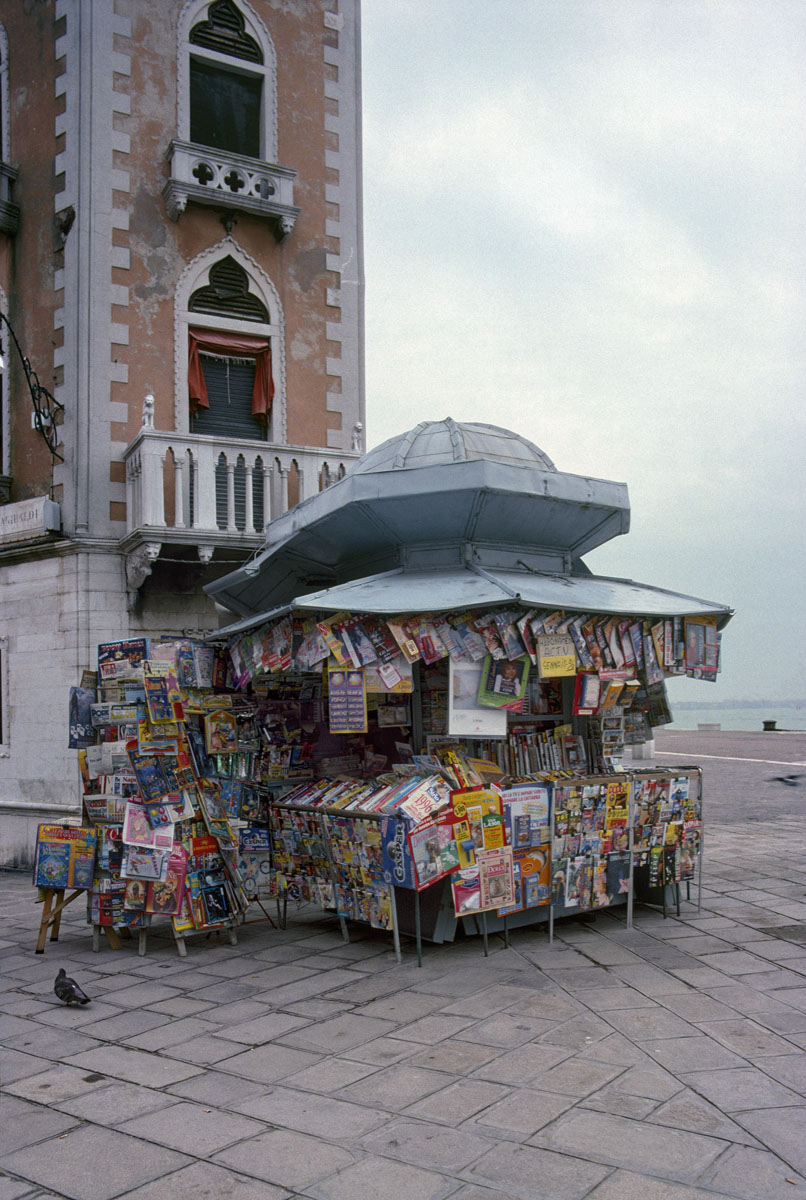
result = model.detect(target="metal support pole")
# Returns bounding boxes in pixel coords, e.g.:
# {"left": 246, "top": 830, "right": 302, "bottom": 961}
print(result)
{"left": 414, "top": 888, "right": 422, "bottom": 968}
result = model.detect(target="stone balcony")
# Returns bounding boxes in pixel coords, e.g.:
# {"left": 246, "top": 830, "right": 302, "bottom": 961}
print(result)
{"left": 120, "top": 425, "right": 360, "bottom": 594}
{"left": 162, "top": 139, "right": 299, "bottom": 238}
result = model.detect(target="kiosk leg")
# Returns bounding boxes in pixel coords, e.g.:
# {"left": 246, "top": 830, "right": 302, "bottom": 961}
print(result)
{"left": 481, "top": 911, "right": 489, "bottom": 958}
{"left": 503, "top": 915, "right": 510, "bottom": 949}
{"left": 390, "top": 887, "right": 402, "bottom": 965}
{"left": 173, "top": 924, "right": 188, "bottom": 958}
{"left": 414, "top": 889, "right": 422, "bottom": 968}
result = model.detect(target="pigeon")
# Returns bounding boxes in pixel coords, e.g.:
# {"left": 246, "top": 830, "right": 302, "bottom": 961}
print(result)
{"left": 766, "top": 774, "right": 803, "bottom": 788}
{"left": 54, "top": 968, "right": 91, "bottom": 1005}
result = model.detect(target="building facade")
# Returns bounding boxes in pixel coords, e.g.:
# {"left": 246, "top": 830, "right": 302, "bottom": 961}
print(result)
{"left": 0, "top": 0, "right": 364, "bottom": 865}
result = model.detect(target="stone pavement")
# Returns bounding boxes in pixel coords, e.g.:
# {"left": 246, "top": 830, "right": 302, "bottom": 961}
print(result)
{"left": 3, "top": 735, "right": 806, "bottom": 1200}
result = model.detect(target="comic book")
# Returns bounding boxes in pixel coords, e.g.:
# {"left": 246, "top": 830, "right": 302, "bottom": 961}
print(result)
{"left": 33, "top": 825, "right": 97, "bottom": 890}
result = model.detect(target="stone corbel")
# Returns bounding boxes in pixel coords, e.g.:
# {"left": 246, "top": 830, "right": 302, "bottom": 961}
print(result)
{"left": 197, "top": 545, "right": 215, "bottom": 565}
{"left": 125, "top": 541, "right": 161, "bottom": 598}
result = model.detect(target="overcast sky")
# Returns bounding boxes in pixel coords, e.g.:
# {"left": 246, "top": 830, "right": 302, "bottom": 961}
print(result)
{"left": 359, "top": 0, "right": 805, "bottom": 705}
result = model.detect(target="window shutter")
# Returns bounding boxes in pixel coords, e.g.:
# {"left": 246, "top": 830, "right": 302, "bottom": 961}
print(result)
{"left": 190, "top": 59, "right": 261, "bottom": 158}
{"left": 191, "top": 355, "right": 261, "bottom": 439}
{"left": 190, "top": 356, "right": 266, "bottom": 532}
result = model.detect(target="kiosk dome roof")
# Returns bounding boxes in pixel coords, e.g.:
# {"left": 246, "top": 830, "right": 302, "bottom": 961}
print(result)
{"left": 352, "top": 418, "right": 557, "bottom": 475}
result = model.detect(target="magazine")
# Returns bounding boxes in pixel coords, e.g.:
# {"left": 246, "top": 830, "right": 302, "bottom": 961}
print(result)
{"left": 477, "top": 846, "right": 515, "bottom": 910}
{"left": 476, "top": 655, "right": 530, "bottom": 710}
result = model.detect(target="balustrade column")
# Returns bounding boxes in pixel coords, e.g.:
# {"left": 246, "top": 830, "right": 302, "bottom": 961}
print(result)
{"left": 173, "top": 453, "right": 186, "bottom": 529}
{"left": 226, "top": 459, "right": 237, "bottom": 532}
{"left": 262, "top": 465, "right": 273, "bottom": 528}
{"left": 244, "top": 463, "right": 255, "bottom": 535}
{"left": 278, "top": 465, "right": 289, "bottom": 515}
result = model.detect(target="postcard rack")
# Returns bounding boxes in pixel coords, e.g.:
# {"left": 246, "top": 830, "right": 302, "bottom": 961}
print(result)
{"left": 269, "top": 799, "right": 403, "bottom": 964}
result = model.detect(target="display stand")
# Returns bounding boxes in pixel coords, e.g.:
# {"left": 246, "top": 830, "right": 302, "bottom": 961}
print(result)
{"left": 268, "top": 799, "right": 403, "bottom": 963}
{"left": 172, "top": 919, "right": 239, "bottom": 959}
{"left": 632, "top": 766, "right": 703, "bottom": 918}
{"left": 35, "top": 888, "right": 85, "bottom": 954}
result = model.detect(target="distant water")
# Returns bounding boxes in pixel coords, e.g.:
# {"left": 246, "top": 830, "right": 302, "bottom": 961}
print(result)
{"left": 666, "top": 704, "right": 805, "bottom": 732}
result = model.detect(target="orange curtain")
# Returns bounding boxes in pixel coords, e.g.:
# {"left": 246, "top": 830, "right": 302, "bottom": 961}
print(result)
{"left": 188, "top": 328, "right": 274, "bottom": 424}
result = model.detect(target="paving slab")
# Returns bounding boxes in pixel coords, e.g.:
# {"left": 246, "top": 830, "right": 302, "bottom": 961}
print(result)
{"left": 639, "top": 1033, "right": 749, "bottom": 1073}
{"left": 56, "top": 1080, "right": 178, "bottom": 1124}
{"left": 646, "top": 1088, "right": 765, "bottom": 1145}
{"left": 343, "top": 1034, "right": 422, "bottom": 1066}
{"left": 213, "top": 1125, "right": 356, "bottom": 1189}
{"left": 570, "top": 985, "right": 657, "bottom": 1012}
{"left": 0, "top": 1095, "right": 79, "bottom": 1155}
{"left": 471, "top": 1042, "right": 574, "bottom": 1085}
{"left": 235, "top": 1083, "right": 392, "bottom": 1138}
{"left": 4, "top": 1063, "right": 112, "bottom": 1105}
{"left": 122, "top": 1160, "right": 289, "bottom": 1199}
{"left": 602, "top": 1007, "right": 698, "bottom": 1041}
{"left": 754, "top": 1052, "right": 806, "bottom": 1092}
{"left": 696, "top": 1143, "right": 806, "bottom": 1200}
{"left": 359, "top": 1117, "right": 493, "bottom": 1172}
{"left": 210, "top": 1010, "right": 311, "bottom": 1045}
{"left": 307, "top": 1152, "right": 455, "bottom": 1200}
{"left": 336, "top": 1062, "right": 458, "bottom": 1108}
{"left": 279, "top": 1055, "right": 379, "bottom": 1093}
{"left": 0, "top": 1123, "right": 191, "bottom": 1200}
{"left": 164, "top": 1067, "right": 268, "bottom": 1107}
{"left": 406, "top": 1041, "right": 502, "bottom": 1075}
{"left": 455, "top": 1012, "right": 557, "bottom": 1048}
{"left": 465, "top": 1139, "right": 611, "bottom": 1199}
{"left": 77, "top": 1008, "right": 174, "bottom": 1041}
{"left": 214, "top": 1041, "right": 323, "bottom": 1082}
{"left": 468, "top": 1086, "right": 575, "bottom": 1138}
{"left": 350, "top": 990, "right": 447, "bottom": 1022}
{"left": 580, "top": 1086, "right": 659, "bottom": 1119}
{"left": 529, "top": 1055, "right": 626, "bottom": 1098}
{"left": 732, "top": 1106, "right": 806, "bottom": 1176}
{"left": 62, "top": 1043, "right": 203, "bottom": 1087}
{"left": 277, "top": 1011, "right": 397, "bottom": 1052}
{"left": 585, "top": 1168, "right": 734, "bottom": 1198}
{"left": 531, "top": 1106, "right": 726, "bottom": 1182}
{"left": 402, "top": 1078, "right": 511, "bottom": 1126}
{"left": 118, "top": 1099, "right": 266, "bottom": 1156}
{"left": 695, "top": 1016, "right": 796, "bottom": 1059}
{"left": 0, "top": 1046, "right": 66, "bottom": 1084}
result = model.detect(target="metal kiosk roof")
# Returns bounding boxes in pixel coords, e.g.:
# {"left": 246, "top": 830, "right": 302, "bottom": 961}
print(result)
{"left": 206, "top": 419, "right": 732, "bottom": 633}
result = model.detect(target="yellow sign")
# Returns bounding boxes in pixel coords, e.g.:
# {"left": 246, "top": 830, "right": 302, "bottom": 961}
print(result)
{"left": 537, "top": 635, "right": 577, "bottom": 677}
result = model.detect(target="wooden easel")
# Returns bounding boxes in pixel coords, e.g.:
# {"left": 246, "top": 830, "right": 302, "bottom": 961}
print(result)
{"left": 34, "top": 888, "right": 113, "bottom": 953}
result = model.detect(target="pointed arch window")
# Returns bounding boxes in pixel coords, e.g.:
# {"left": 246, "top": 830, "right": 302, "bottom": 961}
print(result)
{"left": 186, "top": 255, "right": 275, "bottom": 439}
{"left": 186, "top": 0, "right": 273, "bottom": 161}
